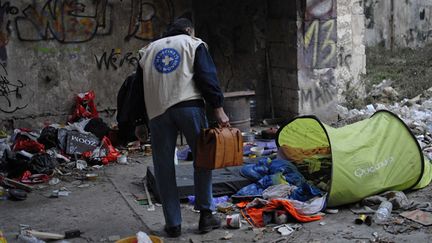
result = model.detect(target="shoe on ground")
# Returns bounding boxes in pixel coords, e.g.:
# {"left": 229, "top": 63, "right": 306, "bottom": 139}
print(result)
{"left": 199, "top": 211, "right": 221, "bottom": 233}
{"left": 164, "top": 225, "right": 181, "bottom": 238}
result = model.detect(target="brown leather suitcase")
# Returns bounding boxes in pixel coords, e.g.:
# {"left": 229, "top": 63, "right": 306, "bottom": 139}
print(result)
{"left": 196, "top": 127, "right": 244, "bottom": 169}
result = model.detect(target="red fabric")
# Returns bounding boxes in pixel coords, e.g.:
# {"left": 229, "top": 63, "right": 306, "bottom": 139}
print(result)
{"left": 13, "top": 139, "right": 45, "bottom": 153}
{"left": 82, "top": 151, "right": 93, "bottom": 159}
{"left": 20, "top": 171, "right": 50, "bottom": 184}
{"left": 244, "top": 199, "right": 322, "bottom": 227}
{"left": 69, "top": 90, "right": 99, "bottom": 122}
{"left": 236, "top": 201, "right": 249, "bottom": 209}
{"left": 100, "top": 136, "right": 120, "bottom": 164}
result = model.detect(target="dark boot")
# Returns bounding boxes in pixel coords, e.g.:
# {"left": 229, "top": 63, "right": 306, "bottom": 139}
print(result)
{"left": 199, "top": 210, "right": 221, "bottom": 233}
{"left": 164, "top": 225, "right": 181, "bottom": 238}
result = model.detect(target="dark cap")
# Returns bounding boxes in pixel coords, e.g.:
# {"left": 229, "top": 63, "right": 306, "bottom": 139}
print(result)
{"left": 163, "top": 18, "right": 193, "bottom": 37}
{"left": 171, "top": 18, "right": 193, "bottom": 30}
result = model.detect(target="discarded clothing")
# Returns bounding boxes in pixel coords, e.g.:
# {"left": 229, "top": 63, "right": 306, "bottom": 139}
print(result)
{"left": 37, "top": 126, "right": 58, "bottom": 149}
{"left": 262, "top": 184, "right": 298, "bottom": 200}
{"left": 236, "top": 172, "right": 288, "bottom": 197}
{"left": 240, "top": 158, "right": 299, "bottom": 182}
{"left": 84, "top": 118, "right": 110, "bottom": 139}
{"left": 237, "top": 158, "right": 322, "bottom": 202}
{"left": 279, "top": 145, "right": 331, "bottom": 163}
{"left": 29, "top": 153, "right": 57, "bottom": 175}
{"left": 289, "top": 183, "right": 322, "bottom": 202}
{"left": 287, "top": 195, "right": 327, "bottom": 215}
{"left": 242, "top": 199, "right": 322, "bottom": 227}
{"left": 1, "top": 150, "right": 30, "bottom": 178}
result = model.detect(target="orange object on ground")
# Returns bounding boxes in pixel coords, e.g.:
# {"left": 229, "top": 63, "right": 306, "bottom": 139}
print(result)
{"left": 243, "top": 199, "right": 322, "bottom": 227}
{"left": 236, "top": 201, "right": 249, "bottom": 209}
{"left": 280, "top": 145, "right": 330, "bottom": 163}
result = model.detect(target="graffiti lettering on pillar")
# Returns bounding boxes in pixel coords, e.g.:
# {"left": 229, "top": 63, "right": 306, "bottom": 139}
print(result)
{"left": 0, "top": 1, "right": 19, "bottom": 65}
{"left": 94, "top": 49, "right": 142, "bottom": 70}
{"left": 125, "top": 0, "right": 173, "bottom": 41}
{"left": 300, "top": 69, "right": 336, "bottom": 110}
{"left": 304, "top": 19, "right": 337, "bottom": 68}
{"left": 15, "top": 0, "right": 112, "bottom": 43}
{"left": 0, "top": 63, "right": 27, "bottom": 113}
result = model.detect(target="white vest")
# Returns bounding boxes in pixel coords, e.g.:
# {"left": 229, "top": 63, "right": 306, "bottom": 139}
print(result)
{"left": 139, "top": 34, "right": 205, "bottom": 120}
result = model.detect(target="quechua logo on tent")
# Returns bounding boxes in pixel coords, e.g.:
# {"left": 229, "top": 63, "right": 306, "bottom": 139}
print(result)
{"left": 354, "top": 157, "right": 394, "bottom": 178}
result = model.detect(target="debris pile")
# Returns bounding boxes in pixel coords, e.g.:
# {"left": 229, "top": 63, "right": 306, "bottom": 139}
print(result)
{"left": 0, "top": 91, "right": 145, "bottom": 202}
{"left": 337, "top": 85, "right": 432, "bottom": 160}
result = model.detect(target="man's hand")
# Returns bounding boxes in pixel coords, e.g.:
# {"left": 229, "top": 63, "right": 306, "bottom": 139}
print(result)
{"left": 214, "top": 107, "right": 230, "bottom": 127}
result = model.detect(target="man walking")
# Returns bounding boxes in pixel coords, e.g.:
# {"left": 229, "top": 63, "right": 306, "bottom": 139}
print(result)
{"left": 136, "top": 18, "right": 229, "bottom": 237}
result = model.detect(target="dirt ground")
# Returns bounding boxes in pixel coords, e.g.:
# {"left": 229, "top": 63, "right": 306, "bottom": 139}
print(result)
{"left": 344, "top": 45, "right": 432, "bottom": 109}
{"left": 2, "top": 153, "right": 432, "bottom": 243}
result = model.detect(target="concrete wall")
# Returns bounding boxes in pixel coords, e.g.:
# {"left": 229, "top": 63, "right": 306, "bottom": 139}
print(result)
{"left": 365, "top": 0, "right": 432, "bottom": 48}
{"left": 0, "top": 0, "right": 191, "bottom": 129}
{"left": 1, "top": 0, "right": 367, "bottom": 129}
{"left": 266, "top": 0, "right": 366, "bottom": 122}
{"left": 336, "top": 0, "right": 367, "bottom": 103}
{"left": 266, "top": 0, "right": 299, "bottom": 119}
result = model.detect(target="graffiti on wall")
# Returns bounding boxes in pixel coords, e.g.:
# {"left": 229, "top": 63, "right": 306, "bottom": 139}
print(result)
{"left": 0, "top": 63, "right": 27, "bottom": 113}
{"left": 94, "top": 49, "right": 141, "bottom": 70}
{"left": 0, "top": 1, "right": 19, "bottom": 65}
{"left": 303, "top": 0, "right": 337, "bottom": 69}
{"left": 304, "top": 19, "right": 337, "bottom": 69}
{"left": 125, "top": 0, "right": 173, "bottom": 41}
{"left": 299, "top": 0, "right": 337, "bottom": 112}
{"left": 300, "top": 69, "right": 337, "bottom": 110}
{"left": 15, "top": 0, "right": 113, "bottom": 43}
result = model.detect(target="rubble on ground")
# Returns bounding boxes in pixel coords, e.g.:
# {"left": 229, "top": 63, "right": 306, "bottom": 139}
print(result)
{"left": 337, "top": 85, "right": 432, "bottom": 160}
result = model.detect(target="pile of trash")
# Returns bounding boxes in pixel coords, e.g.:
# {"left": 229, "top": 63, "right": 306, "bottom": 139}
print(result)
{"left": 0, "top": 91, "right": 133, "bottom": 201}
{"left": 337, "top": 85, "right": 432, "bottom": 160}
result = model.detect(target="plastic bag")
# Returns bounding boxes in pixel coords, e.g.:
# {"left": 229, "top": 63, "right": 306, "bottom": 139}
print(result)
{"left": 100, "top": 137, "right": 120, "bottom": 165}
{"left": 69, "top": 91, "right": 99, "bottom": 122}
{"left": 136, "top": 231, "right": 152, "bottom": 243}
{"left": 28, "top": 153, "right": 57, "bottom": 175}
{"left": 37, "top": 126, "right": 58, "bottom": 149}
{"left": 13, "top": 138, "right": 45, "bottom": 153}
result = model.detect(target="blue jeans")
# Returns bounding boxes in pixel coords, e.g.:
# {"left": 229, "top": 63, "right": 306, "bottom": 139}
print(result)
{"left": 149, "top": 106, "right": 214, "bottom": 227}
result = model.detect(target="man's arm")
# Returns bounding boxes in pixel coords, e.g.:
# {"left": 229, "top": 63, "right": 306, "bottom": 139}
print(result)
{"left": 193, "top": 44, "right": 229, "bottom": 126}
{"left": 133, "top": 65, "right": 150, "bottom": 142}
{"left": 132, "top": 65, "right": 148, "bottom": 126}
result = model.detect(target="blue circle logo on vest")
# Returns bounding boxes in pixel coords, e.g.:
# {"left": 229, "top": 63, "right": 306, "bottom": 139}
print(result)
{"left": 153, "top": 48, "right": 181, "bottom": 73}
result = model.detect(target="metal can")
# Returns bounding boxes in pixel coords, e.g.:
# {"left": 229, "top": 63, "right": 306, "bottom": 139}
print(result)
{"left": 226, "top": 214, "right": 242, "bottom": 228}
{"left": 355, "top": 214, "right": 372, "bottom": 226}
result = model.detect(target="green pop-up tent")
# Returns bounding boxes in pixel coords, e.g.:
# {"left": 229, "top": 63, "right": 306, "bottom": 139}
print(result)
{"left": 276, "top": 110, "right": 432, "bottom": 207}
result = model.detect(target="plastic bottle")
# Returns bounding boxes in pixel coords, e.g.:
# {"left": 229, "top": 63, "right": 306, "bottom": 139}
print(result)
{"left": 374, "top": 201, "right": 393, "bottom": 222}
